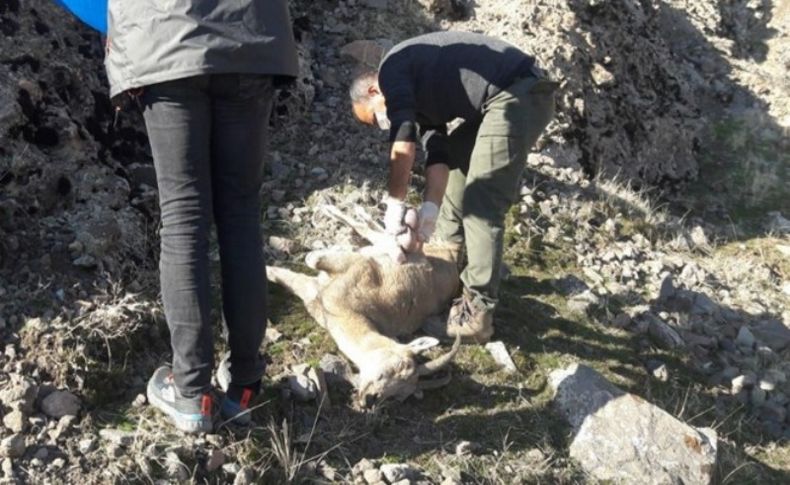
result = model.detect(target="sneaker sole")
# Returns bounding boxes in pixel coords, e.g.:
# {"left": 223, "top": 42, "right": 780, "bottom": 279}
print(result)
{"left": 146, "top": 385, "right": 213, "bottom": 434}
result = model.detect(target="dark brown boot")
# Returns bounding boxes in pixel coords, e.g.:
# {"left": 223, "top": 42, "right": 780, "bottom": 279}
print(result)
{"left": 445, "top": 289, "right": 494, "bottom": 343}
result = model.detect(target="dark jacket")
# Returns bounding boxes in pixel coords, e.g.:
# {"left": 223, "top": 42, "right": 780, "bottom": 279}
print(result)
{"left": 105, "top": 0, "right": 299, "bottom": 97}
{"left": 378, "top": 31, "right": 536, "bottom": 165}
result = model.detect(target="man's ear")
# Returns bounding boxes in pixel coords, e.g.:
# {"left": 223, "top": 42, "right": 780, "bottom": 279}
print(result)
{"left": 406, "top": 336, "right": 440, "bottom": 354}
{"left": 367, "top": 83, "right": 381, "bottom": 96}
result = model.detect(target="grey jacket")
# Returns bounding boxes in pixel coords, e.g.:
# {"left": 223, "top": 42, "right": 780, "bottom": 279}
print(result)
{"left": 104, "top": 0, "right": 299, "bottom": 98}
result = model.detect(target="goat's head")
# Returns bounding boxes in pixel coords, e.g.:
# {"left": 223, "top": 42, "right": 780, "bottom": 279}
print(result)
{"left": 356, "top": 335, "right": 461, "bottom": 408}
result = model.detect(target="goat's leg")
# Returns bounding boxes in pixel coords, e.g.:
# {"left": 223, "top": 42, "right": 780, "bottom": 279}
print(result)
{"left": 266, "top": 266, "right": 320, "bottom": 304}
{"left": 321, "top": 205, "right": 391, "bottom": 247}
{"left": 305, "top": 249, "right": 368, "bottom": 274}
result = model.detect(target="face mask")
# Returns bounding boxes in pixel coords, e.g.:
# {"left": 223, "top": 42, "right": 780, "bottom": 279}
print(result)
{"left": 374, "top": 111, "right": 391, "bottom": 131}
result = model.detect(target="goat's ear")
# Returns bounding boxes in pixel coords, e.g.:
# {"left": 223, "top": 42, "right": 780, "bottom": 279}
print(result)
{"left": 406, "top": 336, "right": 440, "bottom": 354}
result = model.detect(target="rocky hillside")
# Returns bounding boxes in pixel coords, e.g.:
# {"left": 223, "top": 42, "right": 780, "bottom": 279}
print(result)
{"left": 0, "top": 0, "right": 788, "bottom": 483}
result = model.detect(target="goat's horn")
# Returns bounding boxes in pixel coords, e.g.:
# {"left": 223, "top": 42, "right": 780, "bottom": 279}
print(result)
{"left": 417, "top": 333, "right": 461, "bottom": 376}
{"left": 417, "top": 373, "right": 452, "bottom": 390}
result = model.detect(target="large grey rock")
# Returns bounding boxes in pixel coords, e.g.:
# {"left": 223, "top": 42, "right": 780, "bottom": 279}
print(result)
{"left": 645, "top": 314, "right": 684, "bottom": 349}
{"left": 550, "top": 364, "right": 717, "bottom": 484}
{"left": 40, "top": 390, "right": 81, "bottom": 418}
{"left": 380, "top": 463, "right": 420, "bottom": 483}
{"left": 752, "top": 319, "right": 790, "bottom": 351}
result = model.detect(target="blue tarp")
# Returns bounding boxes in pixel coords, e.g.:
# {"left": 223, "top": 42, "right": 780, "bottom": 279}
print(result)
{"left": 53, "top": 0, "right": 107, "bottom": 34}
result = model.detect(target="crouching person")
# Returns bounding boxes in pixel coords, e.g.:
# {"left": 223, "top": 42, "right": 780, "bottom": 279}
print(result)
{"left": 104, "top": 0, "right": 298, "bottom": 433}
{"left": 350, "top": 32, "right": 557, "bottom": 344}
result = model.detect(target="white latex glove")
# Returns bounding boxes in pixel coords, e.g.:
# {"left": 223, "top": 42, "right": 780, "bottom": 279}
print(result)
{"left": 416, "top": 201, "right": 439, "bottom": 242}
{"left": 383, "top": 196, "right": 406, "bottom": 235}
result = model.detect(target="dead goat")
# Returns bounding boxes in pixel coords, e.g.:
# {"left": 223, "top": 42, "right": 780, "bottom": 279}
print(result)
{"left": 267, "top": 205, "right": 461, "bottom": 408}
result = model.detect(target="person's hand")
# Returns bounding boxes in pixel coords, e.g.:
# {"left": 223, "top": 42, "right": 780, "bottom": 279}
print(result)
{"left": 416, "top": 201, "right": 439, "bottom": 242}
{"left": 382, "top": 208, "right": 422, "bottom": 263}
{"left": 397, "top": 208, "right": 422, "bottom": 253}
{"left": 383, "top": 196, "right": 407, "bottom": 235}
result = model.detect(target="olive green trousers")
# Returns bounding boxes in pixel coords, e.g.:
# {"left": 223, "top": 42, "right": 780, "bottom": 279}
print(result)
{"left": 434, "top": 76, "right": 558, "bottom": 305}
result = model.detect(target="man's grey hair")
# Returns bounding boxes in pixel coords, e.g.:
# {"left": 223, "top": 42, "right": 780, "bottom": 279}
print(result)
{"left": 349, "top": 70, "right": 379, "bottom": 103}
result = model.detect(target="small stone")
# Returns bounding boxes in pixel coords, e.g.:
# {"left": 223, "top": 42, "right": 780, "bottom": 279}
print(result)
{"left": 78, "top": 438, "right": 96, "bottom": 454}
{"left": 72, "top": 254, "right": 97, "bottom": 268}
{"left": 50, "top": 457, "right": 66, "bottom": 469}
{"left": 206, "top": 449, "right": 225, "bottom": 472}
{"left": 689, "top": 225, "right": 709, "bottom": 249}
{"left": 353, "top": 458, "right": 376, "bottom": 476}
{"left": 484, "top": 341, "right": 518, "bottom": 373}
{"left": 285, "top": 366, "right": 318, "bottom": 402}
{"left": 67, "top": 240, "right": 84, "bottom": 254}
{"left": 691, "top": 293, "right": 717, "bottom": 315}
{"left": 552, "top": 275, "right": 589, "bottom": 296}
{"left": 590, "top": 62, "right": 615, "bottom": 86}
{"left": 99, "top": 428, "right": 136, "bottom": 447}
{"left": 760, "top": 419, "right": 784, "bottom": 440}
{"left": 165, "top": 451, "right": 189, "bottom": 482}
{"left": 611, "top": 313, "right": 631, "bottom": 328}
{"left": 271, "top": 189, "right": 286, "bottom": 202}
{"left": 721, "top": 366, "right": 740, "bottom": 380}
{"left": 2, "top": 410, "right": 27, "bottom": 433}
{"left": 363, "top": 468, "right": 384, "bottom": 484}
{"left": 646, "top": 314, "right": 684, "bottom": 349}
{"left": 735, "top": 327, "right": 755, "bottom": 349}
{"left": 752, "top": 319, "right": 790, "bottom": 351}
{"left": 269, "top": 236, "right": 299, "bottom": 255}
{"left": 719, "top": 338, "right": 736, "bottom": 352}
{"left": 455, "top": 440, "right": 479, "bottom": 456}
{"left": 1, "top": 458, "right": 12, "bottom": 477}
{"left": 380, "top": 463, "right": 418, "bottom": 483}
{"left": 33, "top": 448, "right": 48, "bottom": 461}
{"left": 233, "top": 466, "right": 256, "bottom": 485}
{"left": 0, "top": 435, "right": 26, "bottom": 458}
{"left": 759, "top": 378, "right": 777, "bottom": 392}
{"left": 526, "top": 448, "right": 546, "bottom": 463}
{"left": 40, "top": 390, "right": 81, "bottom": 418}
{"left": 265, "top": 326, "right": 283, "bottom": 343}
{"left": 319, "top": 354, "right": 353, "bottom": 385}
{"left": 222, "top": 462, "right": 241, "bottom": 475}
{"left": 0, "top": 375, "right": 38, "bottom": 414}
{"left": 106, "top": 444, "right": 125, "bottom": 458}
{"left": 658, "top": 274, "right": 675, "bottom": 301}
{"left": 567, "top": 290, "right": 600, "bottom": 314}
{"left": 646, "top": 360, "right": 669, "bottom": 382}
{"left": 759, "top": 402, "right": 786, "bottom": 423}
{"left": 55, "top": 415, "right": 77, "bottom": 437}
{"left": 319, "top": 462, "right": 338, "bottom": 481}
{"left": 132, "top": 393, "right": 147, "bottom": 407}
{"left": 731, "top": 373, "right": 757, "bottom": 394}
{"left": 766, "top": 369, "right": 786, "bottom": 384}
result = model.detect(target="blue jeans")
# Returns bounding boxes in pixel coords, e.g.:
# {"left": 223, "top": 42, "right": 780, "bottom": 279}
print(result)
{"left": 142, "top": 74, "right": 274, "bottom": 396}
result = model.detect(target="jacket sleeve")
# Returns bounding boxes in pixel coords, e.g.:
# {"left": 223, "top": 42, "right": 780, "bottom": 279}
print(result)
{"left": 420, "top": 125, "right": 449, "bottom": 167}
{"left": 378, "top": 53, "right": 418, "bottom": 144}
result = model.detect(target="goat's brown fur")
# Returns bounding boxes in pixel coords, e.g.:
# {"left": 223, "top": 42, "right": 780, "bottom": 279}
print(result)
{"left": 267, "top": 207, "right": 462, "bottom": 407}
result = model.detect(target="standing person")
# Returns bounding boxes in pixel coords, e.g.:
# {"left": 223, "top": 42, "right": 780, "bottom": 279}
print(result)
{"left": 105, "top": 1, "right": 298, "bottom": 433}
{"left": 349, "top": 31, "right": 557, "bottom": 344}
